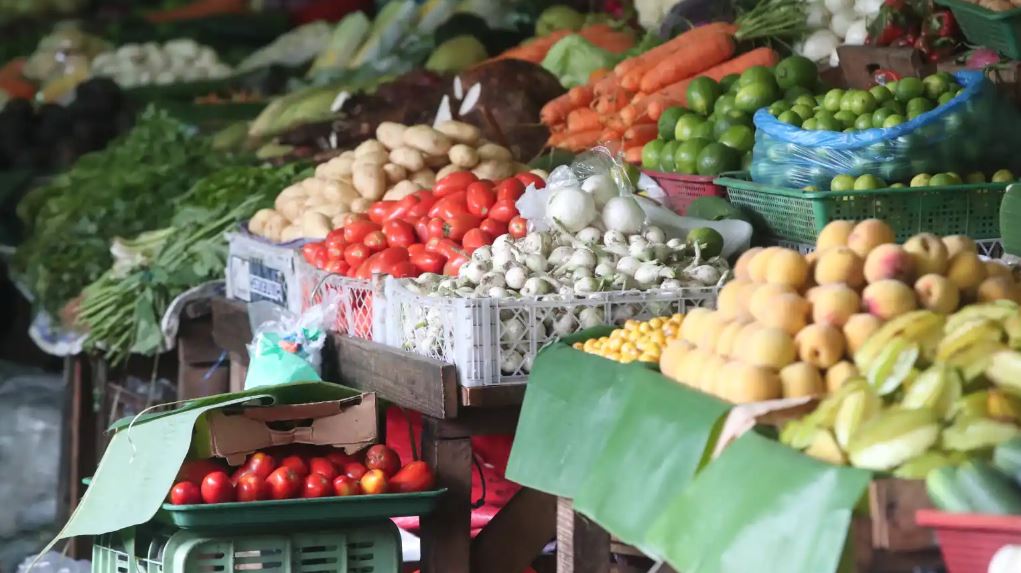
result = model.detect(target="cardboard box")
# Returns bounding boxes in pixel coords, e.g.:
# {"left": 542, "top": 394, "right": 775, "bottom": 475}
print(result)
{"left": 225, "top": 229, "right": 304, "bottom": 314}
{"left": 196, "top": 393, "right": 378, "bottom": 465}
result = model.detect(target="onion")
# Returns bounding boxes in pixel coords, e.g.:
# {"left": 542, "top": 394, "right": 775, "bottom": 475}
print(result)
{"left": 547, "top": 186, "right": 596, "bottom": 232}
{"left": 601, "top": 196, "right": 645, "bottom": 234}
{"left": 829, "top": 8, "right": 856, "bottom": 37}
{"left": 801, "top": 29, "right": 840, "bottom": 62}
{"left": 581, "top": 174, "right": 619, "bottom": 209}
{"left": 824, "top": 0, "right": 852, "bottom": 13}
{"left": 806, "top": 4, "right": 830, "bottom": 29}
{"left": 844, "top": 19, "right": 868, "bottom": 46}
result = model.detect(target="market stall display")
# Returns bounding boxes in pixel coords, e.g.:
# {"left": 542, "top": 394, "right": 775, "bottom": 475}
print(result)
{"left": 89, "top": 38, "right": 232, "bottom": 87}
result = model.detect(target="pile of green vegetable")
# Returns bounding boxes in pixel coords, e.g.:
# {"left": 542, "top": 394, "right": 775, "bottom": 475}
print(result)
{"left": 13, "top": 108, "right": 243, "bottom": 315}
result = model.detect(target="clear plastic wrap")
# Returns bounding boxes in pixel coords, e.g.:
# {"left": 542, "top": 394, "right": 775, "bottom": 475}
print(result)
{"left": 751, "top": 71, "right": 1021, "bottom": 189}
{"left": 243, "top": 295, "right": 338, "bottom": 390}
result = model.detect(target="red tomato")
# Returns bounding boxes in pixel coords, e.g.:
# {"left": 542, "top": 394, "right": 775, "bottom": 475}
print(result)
{"left": 426, "top": 217, "right": 445, "bottom": 241}
{"left": 364, "top": 445, "right": 402, "bottom": 477}
{"left": 508, "top": 216, "right": 528, "bottom": 239}
{"left": 461, "top": 228, "right": 493, "bottom": 254}
{"left": 442, "top": 214, "right": 482, "bottom": 242}
{"left": 495, "top": 178, "right": 525, "bottom": 202}
{"left": 344, "top": 462, "right": 368, "bottom": 480}
{"left": 324, "top": 234, "right": 347, "bottom": 260}
{"left": 324, "top": 259, "right": 349, "bottom": 275}
{"left": 303, "top": 473, "right": 332, "bottom": 498}
{"left": 280, "top": 455, "right": 309, "bottom": 478}
{"left": 368, "top": 201, "right": 396, "bottom": 225}
{"left": 343, "top": 243, "right": 371, "bottom": 268}
{"left": 428, "top": 191, "right": 468, "bottom": 220}
{"left": 410, "top": 251, "right": 447, "bottom": 274}
{"left": 515, "top": 172, "right": 546, "bottom": 188}
{"left": 433, "top": 171, "right": 477, "bottom": 197}
{"left": 425, "top": 237, "right": 465, "bottom": 260}
{"left": 308, "top": 457, "right": 338, "bottom": 480}
{"left": 325, "top": 451, "right": 357, "bottom": 470}
{"left": 466, "top": 181, "right": 496, "bottom": 217}
{"left": 245, "top": 452, "right": 277, "bottom": 480}
{"left": 301, "top": 243, "right": 326, "bottom": 266}
{"left": 387, "top": 194, "right": 421, "bottom": 222}
{"left": 406, "top": 191, "right": 436, "bottom": 219}
{"left": 266, "top": 467, "right": 301, "bottom": 500}
{"left": 365, "top": 247, "right": 410, "bottom": 275}
{"left": 236, "top": 474, "right": 271, "bottom": 502}
{"left": 343, "top": 220, "right": 381, "bottom": 244}
{"left": 200, "top": 471, "right": 236, "bottom": 504}
{"left": 360, "top": 469, "right": 389, "bottom": 495}
{"left": 479, "top": 218, "right": 507, "bottom": 238}
{"left": 383, "top": 219, "right": 416, "bottom": 248}
{"left": 170, "top": 481, "right": 202, "bottom": 505}
{"left": 390, "top": 461, "right": 436, "bottom": 493}
{"left": 388, "top": 261, "right": 418, "bottom": 278}
{"left": 443, "top": 255, "right": 468, "bottom": 276}
{"left": 407, "top": 243, "right": 427, "bottom": 258}
{"left": 363, "top": 230, "right": 388, "bottom": 252}
{"left": 333, "top": 475, "right": 363, "bottom": 496}
{"left": 176, "top": 459, "right": 225, "bottom": 486}
{"left": 415, "top": 217, "right": 432, "bottom": 242}
{"left": 489, "top": 199, "right": 518, "bottom": 223}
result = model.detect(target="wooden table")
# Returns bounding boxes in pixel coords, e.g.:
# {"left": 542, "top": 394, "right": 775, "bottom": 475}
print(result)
{"left": 211, "top": 297, "right": 557, "bottom": 573}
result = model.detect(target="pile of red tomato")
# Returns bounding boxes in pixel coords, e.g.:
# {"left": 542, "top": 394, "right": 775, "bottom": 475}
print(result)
{"left": 301, "top": 171, "right": 544, "bottom": 278}
{"left": 169, "top": 444, "right": 435, "bottom": 505}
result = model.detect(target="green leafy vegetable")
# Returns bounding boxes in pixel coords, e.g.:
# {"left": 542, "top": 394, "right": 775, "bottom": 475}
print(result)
{"left": 541, "top": 34, "right": 623, "bottom": 89}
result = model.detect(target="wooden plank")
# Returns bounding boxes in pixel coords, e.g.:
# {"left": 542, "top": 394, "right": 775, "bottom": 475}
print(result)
{"left": 557, "top": 498, "right": 610, "bottom": 573}
{"left": 837, "top": 46, "right": 929, "bottom": 89}
{"left": 211, "top": 297, "right": 251, "bottom": 360}
{"left": 472, "top": 488, "right": 557, "bottom": 573}
{"left": 869, "top": 478, "right": 935, "bottom": 552}
{"left": 419, "top": 418, "right": 473, "bottom": 573}
{"left": 333, "top": 335, "right": 458, "bottom": 419}
{"left": 460, "top": 384, "right": 527, "bottom": 409}
{"left": 432, "top": 406, "right": 521, "bottom": 438}
{"left": 64, "top": 355, "right": 96, "bottom": 560}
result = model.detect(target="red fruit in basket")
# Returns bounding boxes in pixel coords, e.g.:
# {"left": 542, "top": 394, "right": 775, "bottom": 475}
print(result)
{"left": 237, "top": 473, "right": 271, "bottom": 502}
{"left": 410, "top": 251, "right": 446, "bottom": 274}
{"left": 333, "top": 475, "right": 363, "bottom": 496}
{"left": 344, "top": 462, "right": 368, "bottom": 480}
{"left": 363, "top": 230, "right": 388, "bottom": 253}
{"left": 383, "top": 219, "right": 416, "bottom": 248}
{"left": 390, "top": 461, "right": 436, "bottom": 493}
{"left": 515, "top": 172, "right": 545, "bottom": 189}
{"left": 200, "top": 471, "right": 236, "bottom": 504}
{"left": 360, "top": 469, "right": 389, "bottom": 495}
{"left": 267, "top": 467, "right": 301, "bottom": 500}
{"left": 244, "top": 452, "right": 276, "bottom": 479}
{"left": 280, "top": 455, "right": 309, "bottom": 478}
{"left": 488, "top": 199, "right": 518, "bottom": 223}
{"left": 170, "top": 481, "right": 202, "bottom": 505}
{"left": 495, "top": 178, "right": 525, "bottom": 202}
{"left": 303, "top": 473, "right": 332, "bottom": 498}
{"left": 466, "top": 181, "right": 496, "bottom": 217}
{"left": 479, "top": 218, "right": 507, "bottom": 238}
{"left": 324, "top": 234, "right": 347, "bottom": 261}
{"left": 176, "top": 459, "right": 225, "bottom": 486}
{"left": 308, "top": 457, "right": 338, "bottom": 480}
{"left": 443, "top": 255, "right": 468, "bottom": 276}
{"left": 365, "top": 445, "right": 401, "bottom": 477}
{"left": 324, "top": 259, "right": 349, "bottom": 275}
{"left": 388, "top": 261, "right": 418, "bottom": 278}
{"left": 325, "top": 450, "right": 357, "bottom": 469}
{"left": 343, "top": 220, "right": 381, "bottom": 244}
{"left": 434, "top": 171, "right": 477, "bottom": 197}
{"left": 343, "top": 243, "right": 371, "bottom": 269}
{"left": 508, "top": 217, "right": 528, "bottom": 239}
{"left": 230, "top": 466, "right": 250, "bottom": 485}
{"left": 301, "top": 243, "right": 326, "bottom": 266}
{"left": 461, "top": 228, "right": 493, "bottom": 255}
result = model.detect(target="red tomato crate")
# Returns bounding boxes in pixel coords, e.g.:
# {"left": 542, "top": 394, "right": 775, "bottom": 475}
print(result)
{"left": 916, "top": 509, "right": 1021, "bottom": 573}
{"left": 642, "top": 170, "right": 728, "bottom": 216}
{"left": 296, "top": 258, "right": 385, "bottom": 341}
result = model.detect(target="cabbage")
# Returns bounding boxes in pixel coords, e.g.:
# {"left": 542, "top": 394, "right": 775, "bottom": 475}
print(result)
{"left": 541, "top": 35, "right": 621, "bottom": 88}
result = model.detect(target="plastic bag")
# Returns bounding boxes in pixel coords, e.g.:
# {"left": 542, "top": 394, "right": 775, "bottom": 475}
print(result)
{"left": 751, "top": 71, "right": 1021, "bottom": 189}
{"left": 244, "top": 296, "right": 338, "bottom": 390}
{"left": 17, "top": 552, "right": 89, "bottom": 573}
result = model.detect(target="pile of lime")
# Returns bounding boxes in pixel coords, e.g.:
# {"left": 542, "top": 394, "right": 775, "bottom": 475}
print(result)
{"left": 641, "top": 55, "right": 820, "bottom": 177}
{"left": 772, "top": 73, "right": 964, "bottom": 132}
{"left": 817, "top": 169, "right": 1016, "bottom": 192}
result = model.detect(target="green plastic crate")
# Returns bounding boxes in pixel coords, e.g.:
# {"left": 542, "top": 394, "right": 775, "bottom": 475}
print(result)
{"left": 936, "top": 0, "right": 1021, "bottom": 58}
{"left": 92, "top": 520, "right": 401, "bottom": 573}
{"left": 715, "top": 173, "right": 1007, "bottom": 244}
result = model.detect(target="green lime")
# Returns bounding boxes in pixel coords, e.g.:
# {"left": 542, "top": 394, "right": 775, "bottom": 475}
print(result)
{"left": 884, "top": 79, "right": 899, "bottom": 95}
{"left": 906, "top": 97, "right": 935, "bottom": 119}
{"left": 735, "top": 82, "right": 780, "bottom": 113}
{"left": 869, "top": 85, "right": 893, "bottom": 104}
{"left": 854, "top": 113, "right": 874, "bottom": 130}
{"left": 657, "top": 106, "right": 686, "bottom": 140}
{"left": 928, "top": 173, "right": 958, "bottom": 187}
{"left": 691, "top": 121, "right": 714, "bottom": 140}
{"left": 742, "top": 151, "right": 753, "bottom": 171}
{"left": 785, "top": 86, "right": 814, "bottom": 104}
{"left": 803, "top": 185, "right": 818, "bottom": 191}
{"left": 778, "top": 110, "right": 803, "bottom": 126}
{"left": 823, "top": 88, "right": 845, "bottom": 112}
{"left": 993, "top": 169, "right": 1016, "bottom": 182}
{"left": 854, "top": 174, "right": 886, "bottom": 190}
{"left": 768, "top": 100, "right": 790, "bottom": 116}
{"left": 965, "top": 172, "right": 986, "bottom": 183}
{"left": 830, "top": 174, "right": 856, "bottom": 191}
{"left": 814, "top": 113, "right": 841, "bottom": 132}
{"left": 686, "top": 227, "right": 725, "bottom": 258}
{"left": 815, "top": 94, "right": 826, "bottom": 106}
{"left": 659, "top": 140, "right": 680, "bottom": 171}
{"left": 790, "top": 103, "right": 815, "bottom": 120}
{"left": 946, "top": 172, "right": 963, "bottom": 184}
{"left": 712, "top": 110, "right": 752, "bottom": 139}
{"left": 890, "top": 182, "right": 906, "bottom": 188}
{"left": 802, "top": 117, "right": 819, "bottom": 130}
{"left": 882, "top": 114, "right": 906, "bottom": 128}
{"left": 674, "top": 138, "right": 710, "bottom": 173}
{"left": 871, "top": 107, "right": 895, "bottom": 128}
{"left": 834, "top": 110, "right": 857, "bottom": 129}
{"left": 843, "top": 127, "right": 856, "bottom": 133}
{"left": 882, "top": 99, "right": 905, "bottom": 114}
{"left": 714, "top": 94, "right": 737, "bottom": 116}
{"left": 895, "top": 77, "right": 925, "bottom": 102}
{"left": 847, "top": 90, "right": 878, "bottom": 115}
{"left": 738, "top": 66, "right": 776, "bottom": 88}
{"left": 775, "top": 55, "right": 818, "bottom": 90}
{"left": 719, "top": 73, "right": 740, "bottom": 93}
{"left": 687, "top": 76, "right": 722, "bottom": 116}
{"left": 696, "top": 142, "right": 740, "bottom": 176}
{"left": 793, "top": 94, "right": 817, "bottom": 109}
{"left": 718, "top": 124, "right": 755, "bottom": 153}
{"left": 922, "top": 73, "right": 952, "bottom": 100}
{"left": 909, "top": 173, "right": 931, "bottom": 187}
{"left": 674, "top": 114, "right": 707, "bottom": 141}
{"left": 937, "top": 92, "right": 955, "bottom": 106}
{"left": 641, "top": 139, "right": 665, "bottom": 169}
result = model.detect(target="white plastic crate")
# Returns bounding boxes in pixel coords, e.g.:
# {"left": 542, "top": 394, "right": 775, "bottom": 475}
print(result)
{"left": 296, "top": 258, "right": 386, "bottom": 341}
{"left": 384, "top": 278, "right": 720, "bottom": 387}
{"left": 225, "top": 227, "right": 304, "bottom": 313}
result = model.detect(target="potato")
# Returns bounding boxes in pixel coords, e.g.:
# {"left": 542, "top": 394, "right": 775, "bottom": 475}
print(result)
{"left": 403, "top": 125, "right": 453, "bottom": 156}
{"left": 262, "top": 214, "right": 287, "bottom": 242}
{"left": 274, "top": 184, "right": 305, "bottom": 211}
{"left": 476, "top": 143, "right": 513, "bottom": 162}
{"left": 448, "top": 144, "right": 479, "bottom": 168}
{"left": 355, "top": 139, "right": 387, "bottom": 158}
{"left": 278, "top": 199, "right": 304, "bottom": 223}
{"left": 247, "top": 208, "right": 277, "bottom": 235}
{"left": 315, "top": 155, "right": 354, "bottom": 180}
{"left": 410, "top": 168, "right": 436, "bottom": 188}
{"left": 384, "top": 180, "right": 421, "bottom": 201}
{"left": 382, "top": 162, "right": 408, "bottom": 184}
{"left": 353, "top": 163, "right": 386, "bottom": 200}
{"left": 350, "top": 197, "right": 373, "bottom": 214}
{"left": 376, "top": 122, "right": 407, "bottom": 150}
{"left": 312, "top": 203, "right": 348, "bottom": 218}
{"left": 301, "top": 211, "right": 332, "bottom": 239}
{"left": 436, "top": 120, "right": 481, "bottom": 145}
{"left": 473, "top": 160, "right": 515, "bottom": 180}
{"left": 321, "top": 180, "right": 359, "bottom": 204}
{"left": 333, "top": 213, "right": 362, "bottom": 228}
{"left": 355, "top": 149, "right": 388, "bottom": 166}
{"left": 280, "top": 225, "right": 304, "bottom": 243}
{"left": 388, "top": 147, "right": 425, "bottom": 172}
{"left": 435, "top": 164, "right": 462, "bottom": 180}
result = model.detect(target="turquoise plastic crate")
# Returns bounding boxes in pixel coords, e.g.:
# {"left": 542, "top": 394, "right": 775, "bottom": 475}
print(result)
{"left": 92, "top": 521, "right": 401, "bottom": 573}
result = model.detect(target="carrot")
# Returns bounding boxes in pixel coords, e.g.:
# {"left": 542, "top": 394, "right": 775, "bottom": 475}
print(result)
{"left": 589, "top": 68, "right": 611, "bottom": 83}
{"left": 540, "top": 92, "right": 577, "bottom": 126}
{"left": 599, "top": 127, "right": 623, "bottom": 143}
{"left": 567, "top": 108, "right": 601, "bottom": 133}
{"left": 559, "top": 129, "right": 603, "bottom": 151}
{"left": 614, "top": 22, "right": 736, "bottom": 87}
{"left": 639, "top": 31, "right": 735, "bottom": 94}
{"left": 593, "top": 72, "right": 621, "bottom": 98}
{"left": 579, "top": 25, "right": 636, "bottom": 53}
{"left": 623, "top": 123, "right": 658, "bottom": 147}
{"left": 594, "top": 86, "right": 631, "bottom": 114}
{"left": 625, "top": 146, "right": 644, "bottom": 164}
{"left": 567, "top": 85, "right": 594, "bottom": 107}
{"left": 493, "top": 30, "right": 573, "bottom": 63}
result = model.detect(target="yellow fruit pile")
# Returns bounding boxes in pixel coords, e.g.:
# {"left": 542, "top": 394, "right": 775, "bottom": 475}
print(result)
{"left": 660, "top": 218, "right": 1020, "bottom": 404}
{"left": 573, "top": 314, "right": 684, "bottom": 364}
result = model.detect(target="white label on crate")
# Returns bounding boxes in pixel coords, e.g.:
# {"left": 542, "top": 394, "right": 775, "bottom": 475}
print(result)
{"left": 228, "top": 256, "right": 252, "bottom": 302}
{"left": 250, "top": 274, "right": 285, "bottom": 303}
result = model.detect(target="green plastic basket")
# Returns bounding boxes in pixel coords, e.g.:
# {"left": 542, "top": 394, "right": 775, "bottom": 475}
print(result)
{"left": 936, "top": 0, "right": 1021, "bottom": 58}
{"left": 715, "top": 173, "right": 1007, "bottom": 245}
{"left": 92, "top": 520, "right": 401, "bottom": 573}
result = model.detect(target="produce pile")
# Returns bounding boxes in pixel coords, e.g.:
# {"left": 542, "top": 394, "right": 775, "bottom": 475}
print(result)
{"left": 90, "top": 38, "right": 233, "bottom": 87}
{"left": 796, "top": 0, "right": 874, "bottom": 64}
{"left": 928, "top": 437, "right": 1021, "bottom": 514}
{"left": 576, "top": 314, "right": 685, "bottom": 364}
{"left": 661, "top": 219, "right": 1021, "bottom": 404}
{"left": 170, "top": 443, "right": 434, "bottom": 505}
{"left": 818, "top": 168, "right": 1016, "bottom": 192}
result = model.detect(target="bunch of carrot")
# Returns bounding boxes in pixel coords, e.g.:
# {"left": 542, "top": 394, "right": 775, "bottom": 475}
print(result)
{"left": 541, "top": 22, "right": 779, "bottom": 161}
{"left": 489, "top": 24, "right": 635, "bottom": 65}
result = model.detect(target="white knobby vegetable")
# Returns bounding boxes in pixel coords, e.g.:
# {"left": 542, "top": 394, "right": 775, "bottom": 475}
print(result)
{"left": 659, "top": 279, "right": 683, "bottom": 291}
{"left": 686, "top": 264, "right": 722, "bottom": 285}
{"left": 504, "top": 265, "right": 527, "bottom": 290}
{"left": 844, "top": 19, "right": 869, "bottom": 45}
{"left": 521, "top": 277, "right": 554, "bottom": 296}
{"left": 802, "top": 29, "right": 840, "bottom": 62}
{"left": 854, "top": 0, "right": 883, "bottom": 15}
{"left": 829, "top": 8, "right": 855, "bottom": 37}
{"left": 492, "top": 247, "right": 517, "bottom": 270}
{"left": 501, "top": 349, "right": 524, "bottom": 374}
{"left": 489, "top": 287, "right": 510, "bottom": 299}
{"left": 520, "top": 232, "right": 553, "bottom": 257}
{"left": 578, "top": 307, "right": 604, "bottom": 329}
{"left": 572, "top": 267, "right": 593, "bottom": 281}
{"left": 551, "top": 313, "right": 576, "bottom": 337}
{"left": 523, "top": 253, "right": 547, "bottom": 274}
{"left": 480, "top": 271, "right": 507, "bottom": 289}
{"left": 666, "top": 237, "right": 685, "bottom": 249}
{"left": 547, "top": 186, "right": 597, "bottom": 232}
{"left": 806, "top": 3, "right": 830, "bottom": 28}
{"left": 644, "top": 226, "right": 666, "bottom": 244}
{"left": 502, "top": 317, "right": 526, "bottom": 340}
{"left": 634, "top": 263, "right": 673, "bottom": 286}
{"left": 594, "top": 262, "right": 615, "bottom": 278}
{"left": 602, "top": 195, "right": 645, "bottom": 234}
{"left": 574, "top": 277, "right": 600, "bottom": 294}
{"left": 461, "top": 260, "right": 488, "bottom": 283}
{"left": 581, "top": 173, "right": 619, "bottom": 209}
{"left": 824, "top": 0, "right": 852, "bottom": 12}
{"left": 549, "top": 246, "right": 575, "bottom": 266}
{"left": 616, "top": 256, "right": 641, "bottom": 276}
{"left": 576, "top": 226, "right": 602, "bottom": 244}
{"left": 629, "top": 242, "right": 655, "bottom": 262}
{"left": 603, "top": 229, "right": 626, "bottom": 247}
{"left": 567, "top": 247, "right": 597, "bottom": 271}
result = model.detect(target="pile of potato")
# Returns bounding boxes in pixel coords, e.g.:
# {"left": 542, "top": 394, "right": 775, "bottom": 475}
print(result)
{"left": 248, "top": 120, "right": 523, "bottom": 243}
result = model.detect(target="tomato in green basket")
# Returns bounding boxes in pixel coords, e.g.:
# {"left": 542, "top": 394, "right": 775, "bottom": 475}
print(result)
{"left": 674, "top": 138, "right": 710, "bottom": 174}
{"left": 658, "top": 106, "right": 686, "bottom": 140}
{"left": 993, "top": 169, "right": 1016, "bottom": 183}
{"left": 928, "top": 173, "right": 958, "bottom": 187}
{"left": 696, "top": 142, "right": 740, "bottom": 176}
{"left": 641, "top": 139, "right": 665, "bottom": 170}
{"left": 910, "top": 173, "right": 932, "bottom": 187}
{"left": 965, "top": 172, "right": 986, "bottom": 183}
{"left": 687, "top": 76, "right": 722, "bottom": 116}
{"left": 659, "top": 140, "right": 680, "bottom": 172}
